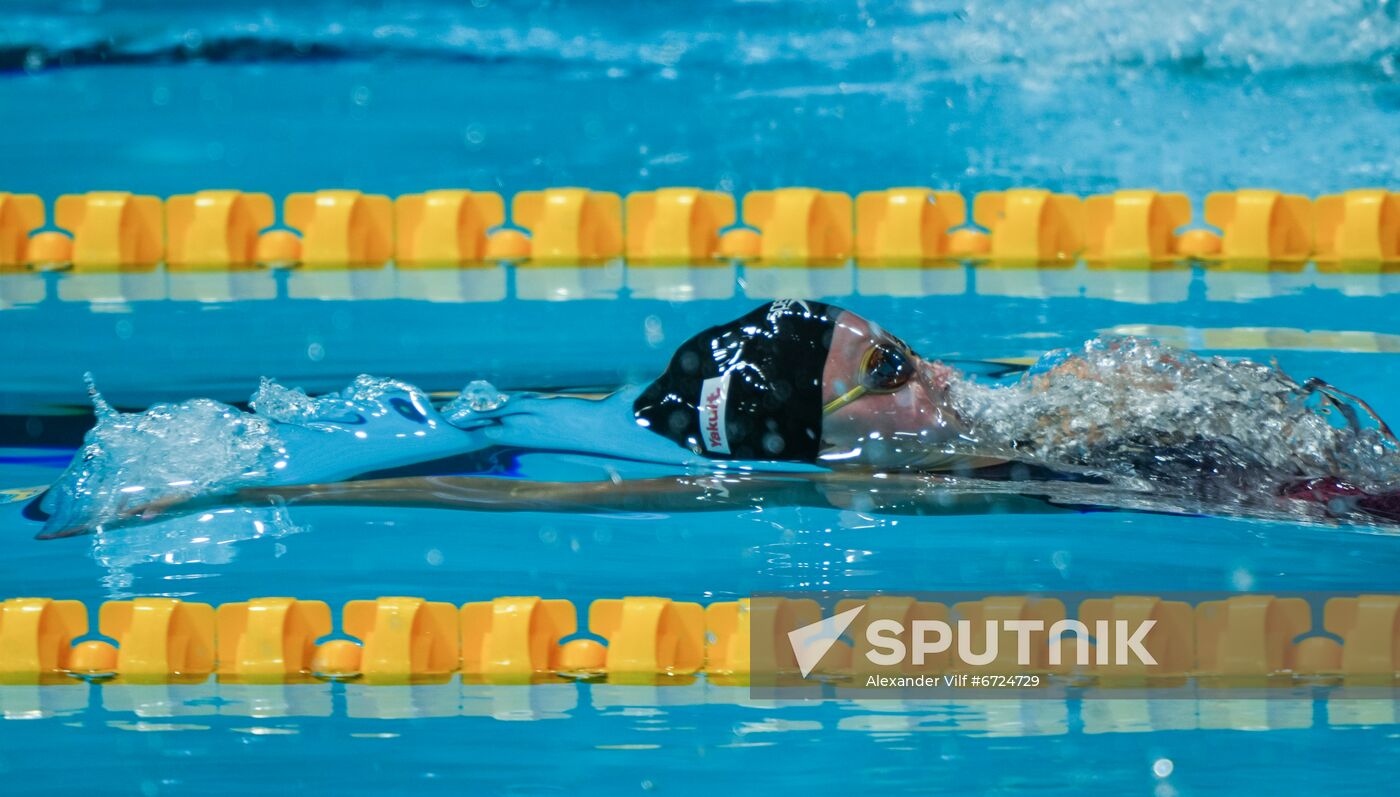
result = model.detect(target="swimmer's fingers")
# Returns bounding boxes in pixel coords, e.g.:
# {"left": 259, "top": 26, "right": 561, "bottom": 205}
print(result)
{"left": 33, "top": 524, "right": 88, "bottom": 540}
{"left": 32, "top": 492, "right": 220, "bottom": 540}
{"left": 131, "top": 493, "right": 189, "bottom": 520}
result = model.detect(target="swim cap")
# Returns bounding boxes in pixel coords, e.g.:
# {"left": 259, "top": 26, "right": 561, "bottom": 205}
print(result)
{"left": 634, "top": 300, "right": 841, "bottom": 461}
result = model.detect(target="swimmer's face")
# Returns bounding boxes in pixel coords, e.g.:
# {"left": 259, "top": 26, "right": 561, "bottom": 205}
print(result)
{"left": 819, "top": 311, "right": 967, "bottom": 467}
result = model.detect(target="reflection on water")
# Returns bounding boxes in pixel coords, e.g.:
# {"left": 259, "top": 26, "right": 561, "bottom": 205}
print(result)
{"left": 90, "top": 505, "right": 303, "bottom": 594}
{"left": 1083, "top": 264, "right": 1192, "bottom": 305}
{"left": 1, "top": 261, "right": 1397, "bottom": 307}
{"left": 167, "top": 271, "right": 278, "bottom": 303}
{"left": 742, "top": 262, "right": 854, "bottom": 300}
{"left": 1, "top": 680, "right": 1388, "bottom": 735}
{"left": 287, "top": 265, "right": 396, "bottom": 301}
{"left": 516, "top": 261, "right": 625, "bottom": 301}
{"left": 1204, "top": 263, "right": 1312, "bottom": 303}
{"left": 973, "top": 263, "right": 1083, "bottom": 300}
{"left": 626, "top": 264, "right": 736, "bottom": 301}
{"left": 395, "top": 264, "right": 507, "bottom": 303}
{"left": 1312, "top": 262, "right": 1400, "bottom": 298}
{"left": 856, "top": 263, "right": 966, "bottom": 298}
{"left": 57, "top": 269, "right": 167, "bottom": 304}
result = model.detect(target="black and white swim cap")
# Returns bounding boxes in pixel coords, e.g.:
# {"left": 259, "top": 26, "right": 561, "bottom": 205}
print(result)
{"left": 633, "top": 300, "right": 842, "bottom": 462}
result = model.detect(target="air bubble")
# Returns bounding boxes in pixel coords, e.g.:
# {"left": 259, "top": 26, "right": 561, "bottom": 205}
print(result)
{"left": 947, "top": 335, "right": 1400, "bottom": 505}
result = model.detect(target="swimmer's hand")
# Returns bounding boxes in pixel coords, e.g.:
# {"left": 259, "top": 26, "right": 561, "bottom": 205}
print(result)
{"left": 34, "top": 490, "right": 231, "bottom": 540}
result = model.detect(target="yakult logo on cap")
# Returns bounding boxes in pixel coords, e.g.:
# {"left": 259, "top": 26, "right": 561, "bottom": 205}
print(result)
{"left": 766, "top": 298, "right": 811, "bottom": 323}
{"left": 698, "top": 372, "right": 732, "bottom": 455}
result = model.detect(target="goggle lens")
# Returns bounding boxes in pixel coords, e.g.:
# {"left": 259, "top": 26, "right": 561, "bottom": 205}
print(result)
{"left": 863, "top": 343, "right": 915, "bottom": 392}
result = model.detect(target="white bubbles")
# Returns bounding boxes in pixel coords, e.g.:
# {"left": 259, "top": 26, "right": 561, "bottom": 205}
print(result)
{"left": 948, "top": 335, "right": 1400, "bottom": 502}
{"left": 1230, "top": 567, "right": 1256, "bottom": 591}
{"left": 252, "top": 374, "right": 432, "bottom": 425}
{"left": 42, "top": 374, "right": 452, "bottom": 536}
{"left": 91, "top": 503, "right": 302, "bottom": 587}
{"left": 41, "top": 388, "right": 288, "bottom": 538}
{"left": 442, "top": 380, "right": 508, "bottom": 426}
{"left": 1152, "top": 758, "right": 1175, "bottom": 778}
{"left": 643, "top": 315, "right": 665, "bottom": 348}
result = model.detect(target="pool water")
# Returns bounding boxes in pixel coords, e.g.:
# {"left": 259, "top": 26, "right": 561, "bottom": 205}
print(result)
{"left": 4, "top": 1, "right": 1400, "bottom": 795}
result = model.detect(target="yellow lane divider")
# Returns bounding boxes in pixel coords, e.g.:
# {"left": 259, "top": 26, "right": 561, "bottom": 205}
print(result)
{"left": 167, "top": 190, "right": 275, "bottom": 267}
{"left": 855, "top": 188, "right": 969, "bottom": 262}
{"left": 2, "top": 187, "right": 1397, "bottom": 271}
{"left": 3, "top": 594, "right": 1400, "bottom": 684}
{"left": 395, "top": 189, "right": 504, "bottom": 266}
{"left": 735, "top": 187, "right": 852, "bottom": 264}
{"left": 1204, "top": 189, "right": 1314, "bottom": 262}
{"left": 1084, "top": 190, "right": 1191, "bottom": 262}
{"left": 53, "top": 191, "right": 164, "bottom": 269}
{"left": 0, "top": 193, "right": 44, "bottom": 268}
{"left": 627, "top": 187, "right": 734, "bottom": 263}
{"left": 973, "top": 188, "right": 1083, "bottom": 262}
{"left": 512, "top": 188, "right": 623, "bottom": 263}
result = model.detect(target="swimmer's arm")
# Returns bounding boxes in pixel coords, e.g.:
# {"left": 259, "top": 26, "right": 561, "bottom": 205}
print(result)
{"left": 232, "top": 471, "right": 1065, "bottom": 517}
{"left": 40, "top": 471, "right": 1072, "bottom": 539}
{"left": 1023, "top": 359, "right": 1173, "bottom": 445}
{"left": 234, "top": 474, "right": 829, "bottom": 514}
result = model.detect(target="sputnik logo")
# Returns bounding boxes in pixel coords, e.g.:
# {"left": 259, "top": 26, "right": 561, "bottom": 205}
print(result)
{"left": 785, "top": 601, "right": 1160, "bottom": 677}
{"left": 787, "top": 604, "right": 865, "bottom": 677}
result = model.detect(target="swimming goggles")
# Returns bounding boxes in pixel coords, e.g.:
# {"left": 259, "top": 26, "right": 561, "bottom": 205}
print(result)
{"left": 822, "top": 339, "right": 918, "bottom": 415}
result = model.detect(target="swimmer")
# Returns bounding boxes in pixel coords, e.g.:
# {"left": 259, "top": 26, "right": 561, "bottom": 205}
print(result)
{"left": 23, "top": 300, "right": 1400, "bottom": 537}
{"left": 628, "top": 299, "right": 1400, "bottom": 520}
{"left": 255, "top": 300, "right": 1400, "bottom": 523}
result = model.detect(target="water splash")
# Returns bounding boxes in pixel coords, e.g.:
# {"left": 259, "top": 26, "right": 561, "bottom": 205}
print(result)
{"left": 250, "top": 374, "right": 435, "bottom": 426}
{"left": 947, "top": 336, "right": 1400, "bottom": 501}
{"left": 84, "top": 372, "right": 117, "bottom": 421}
{"left": 442, "top": 379, "right": 509, "bottom": 425}
{"left": 947, "top": 0, "right": 1400, "bottom": 76}
{"left": 40, "top": 374, "right": 469, "bottom": 538}
{"left": 41, "top": 378, "right": 289, "bottom": 537}
{"left": 91, "top": 502, "right": 304, "bottom": 598}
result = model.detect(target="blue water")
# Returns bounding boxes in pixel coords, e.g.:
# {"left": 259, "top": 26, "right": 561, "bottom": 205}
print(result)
{"left": 4, "top": 1, "right": 1400, "bottom": 795}
{"left": 3, "top": 0, "right": 1400, "bottom": 199}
